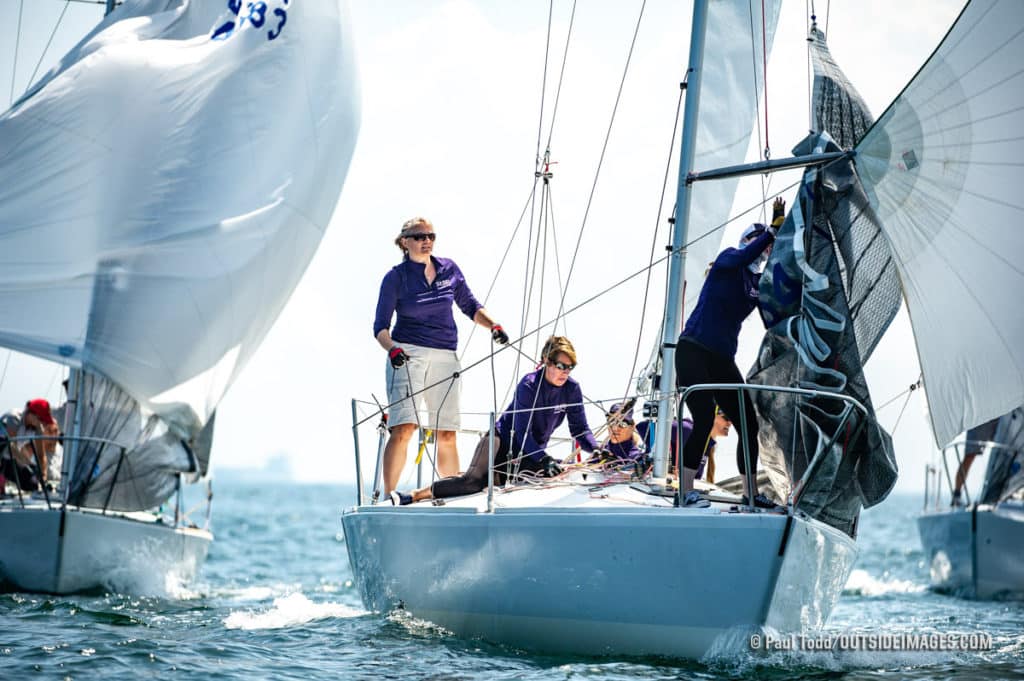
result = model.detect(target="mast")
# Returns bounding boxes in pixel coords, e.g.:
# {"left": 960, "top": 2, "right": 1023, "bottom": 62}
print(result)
{"left": 651, "top": 0, "right": 709, "bottom": 478}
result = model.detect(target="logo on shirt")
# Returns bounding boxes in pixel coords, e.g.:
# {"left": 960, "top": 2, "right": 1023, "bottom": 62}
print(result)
{"left": 435, "top": 278, "right": 452, "bottom": 289}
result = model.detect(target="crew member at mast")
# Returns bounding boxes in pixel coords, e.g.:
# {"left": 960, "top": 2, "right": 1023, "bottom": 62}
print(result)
{"left": 674, "top": 198, "right": 785, "bottom": 508}
{"left": 374, "top": 217, "right": 509, "bottom": 494}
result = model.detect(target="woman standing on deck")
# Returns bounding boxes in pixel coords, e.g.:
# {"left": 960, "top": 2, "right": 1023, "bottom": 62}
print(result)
{"left": 675, "top": 198, "right": 785, "bottom": 508}
{"left": 374, "top": 217, "right": 508, "bottom": 494}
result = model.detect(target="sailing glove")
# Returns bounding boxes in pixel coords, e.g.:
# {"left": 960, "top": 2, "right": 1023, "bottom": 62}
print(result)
{"left": 769, "top": 197, "right": 786, "bottom": 233}
{"left": 539, "top": 455, "right": 563, "bottom": 477}
{"left": 491, "top": 324, "right": 509, "bottom": 345}
{"left": 388, "top": 346, "right": 410, "bottom": 369}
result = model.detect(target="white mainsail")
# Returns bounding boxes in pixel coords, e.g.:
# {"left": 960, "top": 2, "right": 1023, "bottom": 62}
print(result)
{"left": 0, "top": 0, "right": 359, "bottom": 439}
{"left": 858, "top": 0, "right": 1024, "bottom": 447}
{"left": 681, "top": 0, "right": 781, "bottom": 316}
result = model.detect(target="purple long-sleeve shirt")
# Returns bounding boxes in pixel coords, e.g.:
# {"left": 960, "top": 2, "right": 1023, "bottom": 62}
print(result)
{"left": 680, "top": 229, "right": 774, "bottom": 358}
{"left": 604, "top": 438, "right": 643, "bottom": 462}
{"left": 373, "top": 256, "right": 482, "bottom": 351}
{"left": 496, "top": 369, "right": 600, "bottom": 462}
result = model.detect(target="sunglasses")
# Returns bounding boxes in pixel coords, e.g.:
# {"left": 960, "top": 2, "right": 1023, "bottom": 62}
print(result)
{"left": 406, "top": 233, "right": 436, "bottom": 242}
{"left": 548, "top": 360, "right": 575, "bottom": 372}
{"left": 609, "top": 418, "right": 634, "bottom": 427}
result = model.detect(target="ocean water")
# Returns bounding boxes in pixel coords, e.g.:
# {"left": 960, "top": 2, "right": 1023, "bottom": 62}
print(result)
{"left": 1, "top": 482, "right": 1022, "bottom": 680}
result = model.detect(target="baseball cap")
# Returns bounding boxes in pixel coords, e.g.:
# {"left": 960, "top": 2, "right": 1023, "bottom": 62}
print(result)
{"left": 25, "top": 399, "right": 55, "bottom": 426}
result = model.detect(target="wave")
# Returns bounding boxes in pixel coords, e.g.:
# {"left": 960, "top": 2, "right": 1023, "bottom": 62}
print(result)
{"left": 223, "top": 592, "right": 365, "bottom": 630}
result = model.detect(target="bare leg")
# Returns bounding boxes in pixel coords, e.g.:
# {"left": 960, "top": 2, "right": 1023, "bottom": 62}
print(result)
{"left": 410, "top": 486, "right": 433, "bottom": 503}
{"left": 953, "top": 453, "right": 978, "bottom": 499}
{"left": 436, "top": 430, "right": 459, "bottom": 478}
{"left": 383, "top": 423, "right": 417, "bottom": 494}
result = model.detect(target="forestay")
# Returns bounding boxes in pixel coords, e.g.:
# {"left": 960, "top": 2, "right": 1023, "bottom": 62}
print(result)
{"left": 0, "top": 0, "right": 359, "bottom": 509}
{"left": 857, "top": 0, "right": 1024, "bottom": 447}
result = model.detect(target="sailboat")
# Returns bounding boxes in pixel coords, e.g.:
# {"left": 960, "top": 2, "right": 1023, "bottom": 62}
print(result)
{"left": 918, "top": 406, "right": 1024, "bottom": 598}
{"left": 0, "top": 0, "right": 359, "bottom": 594}
{"left": 341, "top": 0, "right": 1024, "bottom": 659}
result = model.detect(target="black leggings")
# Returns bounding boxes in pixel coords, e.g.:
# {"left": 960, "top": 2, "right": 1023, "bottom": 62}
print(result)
{"left": 431, "top": 434, "right": 544, "bottom": 499}
{"left": 675, "top": 337, "right": 759, "bottom": 475}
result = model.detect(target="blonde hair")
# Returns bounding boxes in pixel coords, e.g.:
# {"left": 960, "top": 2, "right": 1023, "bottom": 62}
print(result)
{"left": 541, "top": 335, "right": 577, "bottom": 366}
{"left": 394, "top": 217, "right": 433, "bottom": 254}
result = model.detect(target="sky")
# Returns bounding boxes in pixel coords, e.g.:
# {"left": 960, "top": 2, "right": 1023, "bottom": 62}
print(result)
{"left": 0, "top": 0, "right": 970, "bottom": 497}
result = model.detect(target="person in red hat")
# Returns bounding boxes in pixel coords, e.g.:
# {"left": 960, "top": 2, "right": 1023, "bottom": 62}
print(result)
{"left": 14, "top": 399, "right": 60, "bottom": 487}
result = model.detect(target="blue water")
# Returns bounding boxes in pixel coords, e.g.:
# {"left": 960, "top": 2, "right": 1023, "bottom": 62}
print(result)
{"left": 1, "top": 482, "right": 1022, "bottom": 680}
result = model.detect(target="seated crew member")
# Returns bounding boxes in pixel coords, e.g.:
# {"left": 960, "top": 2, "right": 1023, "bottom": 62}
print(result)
{"left": 391, "top": 336, "right": 599, "bottom": 505}
{"left": 589, "top": 402, "right": 643, "bottom": 465}
{"left": 0, "top": 399, "right": 58, "bottom": 492}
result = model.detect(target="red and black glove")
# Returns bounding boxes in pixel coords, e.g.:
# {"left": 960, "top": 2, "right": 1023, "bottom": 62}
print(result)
{"left": 388, "top": 346, "right": 410, "bottom": 369}
{"left": 491, "top": 324, "right": 509, "bottom": 345}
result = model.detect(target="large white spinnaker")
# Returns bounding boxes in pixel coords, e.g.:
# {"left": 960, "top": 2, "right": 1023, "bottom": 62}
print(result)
{"left": 0, "top": 0, "right": 360, "bottom": 434}
{"left": 857, "top": 0, "right": 1024, "bottom": 447}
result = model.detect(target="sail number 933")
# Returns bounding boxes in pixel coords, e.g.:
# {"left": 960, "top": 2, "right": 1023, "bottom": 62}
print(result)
{"left": 211, "top": 0, "right": 290, "bottom": 42}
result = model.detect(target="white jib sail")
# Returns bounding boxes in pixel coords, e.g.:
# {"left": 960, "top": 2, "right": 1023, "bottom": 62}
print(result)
{"left": 0, "top": 0, "right": 360, "bottom": 436}
{"left": 857, "top": 0, "right": 1024, "bottom": 447}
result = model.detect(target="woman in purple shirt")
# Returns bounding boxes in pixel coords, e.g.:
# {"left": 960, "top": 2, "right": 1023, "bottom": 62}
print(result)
{"left": 374, "top": 217, "right": 508, "bottom": 494}
{"left": 391, "top": 336, "right": 599, "bottom": 505}
{"left": 674, "top": 198, "right": 785, "bottom": 508}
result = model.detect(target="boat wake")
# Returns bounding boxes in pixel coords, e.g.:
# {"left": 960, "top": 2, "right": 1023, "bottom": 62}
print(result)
{"left": 842, "top": 569, "right": 926, "bottom": 597}
{"left": 223, "top": 592, "right": 365, "bottom": 630}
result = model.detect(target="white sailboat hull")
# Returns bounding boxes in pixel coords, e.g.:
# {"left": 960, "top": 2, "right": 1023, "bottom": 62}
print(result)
{"left": 342, "top": 489, "right": 857, "bottom": 659}
{"left": 917, "top": 501, "right": 1024, "bottom": 599}
{"left": 0, "top": 500, "right": 211, "bottom": 594}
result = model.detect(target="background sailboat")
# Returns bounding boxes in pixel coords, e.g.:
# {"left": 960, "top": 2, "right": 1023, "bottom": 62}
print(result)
{"left": 0, "top": 0, "right": 360, "bottom": 593}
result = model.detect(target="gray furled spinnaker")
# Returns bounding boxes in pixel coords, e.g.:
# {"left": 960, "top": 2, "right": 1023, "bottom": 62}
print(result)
{"left": 749, "top": 24, "right": 898, "bottom": 537}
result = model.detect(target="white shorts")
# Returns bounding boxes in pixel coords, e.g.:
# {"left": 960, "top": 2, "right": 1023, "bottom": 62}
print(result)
{"left": 385, "top": 343, "right": 462, "bottom": 431}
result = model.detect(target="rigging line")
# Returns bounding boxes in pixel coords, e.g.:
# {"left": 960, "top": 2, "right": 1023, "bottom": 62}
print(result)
{"left": 524, "top": 186, "right": 549, "bottom": 356}
{"left": 544, "top": 0, "right": 577, "bottom": 152}
{"left": 502, "top": 183, "right": 565, "bottom": 412}
{"left": 621, "top": 79, "right": 685, "bottom": 405}
{"left": 27, "top": 1, "right": 72, "bottom": 93}
{"left": 824, "top": 0, "right": 830, "bottom": 39}
{"left": 761, "top": 0, "right": 770, "bottom": 159}
{"left": 748, "top": 0, "right": 770, "bottom": 217}
{"left": 534, "top": 0, "right": 555, "bottom": 175}
{"left": 546, "top": 184, "right": 567, "bottom": 336}
{"left": 806, "top": 0, "right": 814, "bottom": 139}
{"left": 459, "top": 179, "right": 540, "bottom": 362}
{"left": 551, "top": 0, "right": 647, "bottom": 330}
{"left": 876, "top": 377, "right": 922, "bottom": 411}
{"left": 536, "top": 189, "right": 549, "bottom": 353}
{"left": 0, "top": 350, "right": 11, "bottom": 388}
{"left": 9, "top": 0, "right": 25, "bottom": 105}
{"left": 890, "top": 375, "right": 922, "bottom": 434}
